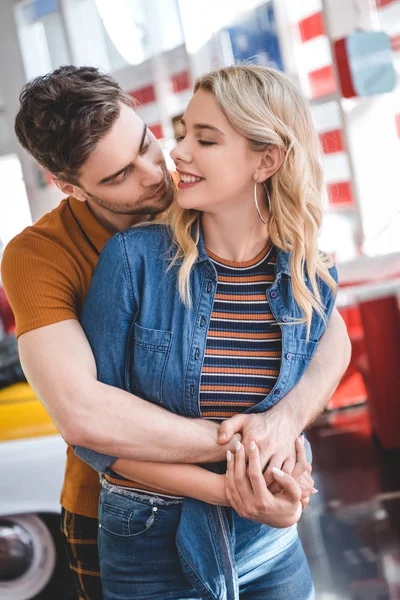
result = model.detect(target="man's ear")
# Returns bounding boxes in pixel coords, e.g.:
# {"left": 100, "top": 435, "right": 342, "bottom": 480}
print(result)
{"left": 53, "top": 178, "right": 87, "bottom": 202}
{"left": 254, "top": 146, "right": 284, "bottom": 183}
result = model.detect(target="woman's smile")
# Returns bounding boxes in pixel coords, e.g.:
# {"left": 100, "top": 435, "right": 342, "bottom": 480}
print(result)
{"left": 177, "top": 169, "right": 205, "bottom": 189}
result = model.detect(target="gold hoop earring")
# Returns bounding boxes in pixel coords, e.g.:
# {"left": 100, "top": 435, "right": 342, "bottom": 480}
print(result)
{"left": 254, "top": 180, "right": 268, "bottom": 225}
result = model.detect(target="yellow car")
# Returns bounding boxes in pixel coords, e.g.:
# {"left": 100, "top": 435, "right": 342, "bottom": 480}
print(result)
{"left": 0, "top": 383, "right": 71, "bottom": 599}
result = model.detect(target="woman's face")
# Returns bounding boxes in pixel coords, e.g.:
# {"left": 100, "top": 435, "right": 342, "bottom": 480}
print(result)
{"left": 170, "top": 90, "right": 260, "bottom": 214}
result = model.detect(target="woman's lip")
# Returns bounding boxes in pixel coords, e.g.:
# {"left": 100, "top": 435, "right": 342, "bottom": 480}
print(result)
{"left": 177, "top": 170, "right": 204, "bottom": 178}
{"left": 177, "top": 179, "right": 204, "bottom": 189}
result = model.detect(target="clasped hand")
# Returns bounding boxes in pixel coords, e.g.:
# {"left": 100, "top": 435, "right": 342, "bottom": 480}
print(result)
{"left": 224, "top": 436, "right": 316, "bottom": 528}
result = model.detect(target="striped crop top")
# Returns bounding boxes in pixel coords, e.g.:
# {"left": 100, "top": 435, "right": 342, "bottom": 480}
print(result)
{"left": 200, "top": 241, "right": 282, "bottom": 421}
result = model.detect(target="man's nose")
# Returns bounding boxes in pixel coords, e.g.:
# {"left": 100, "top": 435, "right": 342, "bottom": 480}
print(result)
{"left": 140, "top": 158, "right": 164, "bottom": 186}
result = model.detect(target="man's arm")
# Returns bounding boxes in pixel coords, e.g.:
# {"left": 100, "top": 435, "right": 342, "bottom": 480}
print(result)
{"left": 18, "top": 319, "right": 236, "bottom": 463}
{"left": 218, "top": 307, "right": 351, "bottom": 481}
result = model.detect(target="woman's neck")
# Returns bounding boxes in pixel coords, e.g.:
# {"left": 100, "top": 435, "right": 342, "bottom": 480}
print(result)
{"left": 202, "top": 205, "right": 270, "bottom": 263}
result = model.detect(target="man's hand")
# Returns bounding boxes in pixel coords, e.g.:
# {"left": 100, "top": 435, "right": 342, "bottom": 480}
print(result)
{"left": 219, "top": 407, "right": 299, "bottom": 486}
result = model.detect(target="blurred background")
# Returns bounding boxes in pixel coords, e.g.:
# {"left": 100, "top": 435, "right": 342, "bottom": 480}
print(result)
{"left": 0, "top": 1, "right": 399, "bottom": 599}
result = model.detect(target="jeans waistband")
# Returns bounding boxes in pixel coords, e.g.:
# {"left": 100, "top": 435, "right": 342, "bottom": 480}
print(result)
{"left": 100, "top": 474, "right": 184, "bottom": 505}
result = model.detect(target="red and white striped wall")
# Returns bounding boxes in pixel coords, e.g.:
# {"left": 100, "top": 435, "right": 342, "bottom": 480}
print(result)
{"left": 286, "top": 0, "right": 336, "bottom": 99}
{"left": 311, "top": 100, "right": 354, "bottom": 206}
{"left": 127, "top": 68, "right": 191, "bottom": 140}
{"left": 375, "top": 0, "right": 400, "bottom": 140}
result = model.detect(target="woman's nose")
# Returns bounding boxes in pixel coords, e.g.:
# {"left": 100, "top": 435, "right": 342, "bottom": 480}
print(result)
{"left": 170, "top": 140, "right": 192, "bottom": 164}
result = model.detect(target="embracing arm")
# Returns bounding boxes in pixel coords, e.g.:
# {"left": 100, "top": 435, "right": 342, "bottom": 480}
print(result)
{"left": 266, "top": 306, "right": 351, "bottom": 437}
{"left": 219, "top": 307, "right": 351, "bottom": 479}
{"left": 112, "top": 459, "right": 228, "bottom": 505}
{"left": 110, "top": 437, "right": 315, "bottom": 513}
{"left": 18, "top": 320, "right": 232, "bottom": 464}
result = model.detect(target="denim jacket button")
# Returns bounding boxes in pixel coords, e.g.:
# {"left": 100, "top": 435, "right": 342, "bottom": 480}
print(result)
{"left": 194, "top": 348, "right": 200, "bottom": 360}
{"left": 274, "top": 388, "right": 281, "bottom": 395}
{"left": 286, "top": 352, "right": 292, "bottom": 360}
{"left": 200, "top": 316, "right": 206, "bottom": 327}
{"left": 207, "top": 282, "right": 212, "bottom": 293}
{"left": 282, "top": 316, "right": 289, "bottom": 322}
{"left": 270, "top": 291, "right": 278, "bottom": 299}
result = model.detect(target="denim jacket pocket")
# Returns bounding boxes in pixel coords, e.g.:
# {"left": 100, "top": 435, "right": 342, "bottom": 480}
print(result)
{"left": 130, "top": 323, "right": 172, "bottom": 404}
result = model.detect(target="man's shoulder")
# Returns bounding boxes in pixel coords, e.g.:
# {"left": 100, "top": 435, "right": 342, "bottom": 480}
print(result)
{"left": 1, "top": 198, "right": 79, "bottom": 281}
{"left": 3, "top": 198, "right": 73, "bottom": 259}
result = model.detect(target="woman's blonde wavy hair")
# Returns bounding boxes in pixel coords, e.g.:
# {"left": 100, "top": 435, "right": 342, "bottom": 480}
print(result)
{"left": 167, "top": 64, "right": 337, "bottom": 337}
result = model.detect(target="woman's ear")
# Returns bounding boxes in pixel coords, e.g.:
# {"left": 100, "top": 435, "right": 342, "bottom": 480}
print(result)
{"left": 255, "top": 146, "right": 284, "bottom": 183}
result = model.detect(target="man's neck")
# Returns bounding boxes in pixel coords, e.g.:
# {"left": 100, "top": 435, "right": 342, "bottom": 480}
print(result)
{"left": 86, "top": 200, "right": 151, "bottom": 234}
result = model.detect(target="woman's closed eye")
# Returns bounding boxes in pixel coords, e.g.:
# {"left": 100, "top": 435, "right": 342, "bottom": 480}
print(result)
{"left": 176, "top": 135, "right": 216, "bottom": 147}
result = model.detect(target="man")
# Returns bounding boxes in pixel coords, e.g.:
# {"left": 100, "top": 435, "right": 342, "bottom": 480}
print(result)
{"left": 2, "top": 65, "right": 351, "bottom": 599}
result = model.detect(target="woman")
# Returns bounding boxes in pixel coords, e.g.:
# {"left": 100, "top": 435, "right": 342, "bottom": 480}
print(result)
{"left": 76, "top": 65, "right": 338, "bottom": 599}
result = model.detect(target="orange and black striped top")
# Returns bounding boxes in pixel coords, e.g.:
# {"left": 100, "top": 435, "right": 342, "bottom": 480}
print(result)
{"left": 200, "top": 241, "right": 282, "bottom": 421}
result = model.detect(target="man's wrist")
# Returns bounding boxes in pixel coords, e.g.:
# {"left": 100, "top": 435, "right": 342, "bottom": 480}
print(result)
{"left": 268, "top": 398, "right": 305, "bottom": 438}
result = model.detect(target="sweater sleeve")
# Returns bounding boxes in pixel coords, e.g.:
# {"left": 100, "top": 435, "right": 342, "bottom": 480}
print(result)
{"left": 1, "top": 233, "right": 79, "bottom": 338}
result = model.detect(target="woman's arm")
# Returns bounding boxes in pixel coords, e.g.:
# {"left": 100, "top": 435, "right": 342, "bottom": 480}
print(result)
{"left": 111, "top": 438, "right": 315, "bottom": 511}
{"left": 112, "top": 458, "right": 228, "bottom": 506}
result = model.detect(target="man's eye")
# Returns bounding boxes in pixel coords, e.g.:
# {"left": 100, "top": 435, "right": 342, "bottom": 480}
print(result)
{"left": 140, "top": 139, "right": 151, "bottom": 154}
{"left": 113, "top": 170, "right": 129, "bottom": 184}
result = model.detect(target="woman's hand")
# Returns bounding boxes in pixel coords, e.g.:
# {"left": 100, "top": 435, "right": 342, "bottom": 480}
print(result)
{"left": 225, "top": 437, "right": 314, "bottom": 528}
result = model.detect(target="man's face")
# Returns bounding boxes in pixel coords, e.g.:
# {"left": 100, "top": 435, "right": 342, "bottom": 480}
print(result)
{"left": 76, "top": 103, "right": 174, "bottom": 216}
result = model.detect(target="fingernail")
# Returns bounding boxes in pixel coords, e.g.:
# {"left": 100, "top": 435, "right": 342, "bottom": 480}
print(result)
{"left": 311, "top": 488, "right": 318, "bottom": 494}
{"left": 250, "top": 441, "right": 256, "bottom": 452}
{"left": 298, "top": 436, "right": 304, "bottom": 444}
{"left": 219, "top": 432, "right": 227, "bottom": 440}
{"left": 272, "top": 467, "right": 284, "bottom": 478}
{"left": 235, "top": 441, "right": 242, "bottom": 452}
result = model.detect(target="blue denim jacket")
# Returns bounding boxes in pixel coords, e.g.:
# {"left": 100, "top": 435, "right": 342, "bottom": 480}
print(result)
{"left": 76, "top": 224, "right": 337, "bottom": 599}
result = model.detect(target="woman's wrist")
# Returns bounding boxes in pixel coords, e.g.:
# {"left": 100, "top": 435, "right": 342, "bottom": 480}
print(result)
{"left": 210, "top": 473, "right": 230, "bottom": 506}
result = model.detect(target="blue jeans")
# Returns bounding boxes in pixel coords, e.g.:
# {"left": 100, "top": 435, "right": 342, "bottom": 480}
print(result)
{"left": 98, "top": 480, "right": 314, "bottom": 600}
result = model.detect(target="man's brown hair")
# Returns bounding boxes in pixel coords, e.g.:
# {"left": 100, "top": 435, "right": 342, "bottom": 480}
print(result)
{"left": 15, "top": 65, "right": 133, "bottom": 184}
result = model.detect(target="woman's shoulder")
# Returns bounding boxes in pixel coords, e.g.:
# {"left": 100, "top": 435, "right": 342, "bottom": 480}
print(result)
{"left": 97, "top": 224, "right": 173, "bottom": 269}
{"left": 114, "top": 223, "right": 173, "bottom": 262}
{"left": 117, "top": 223, "right": 171, "bottom": 243}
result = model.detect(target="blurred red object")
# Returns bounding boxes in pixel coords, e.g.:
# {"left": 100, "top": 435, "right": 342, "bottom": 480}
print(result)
{"left": 0, "top": 287, "right": 15, "bottom": 335}
{"left": 332, "top": 253, "right": 400, "bottom": 449}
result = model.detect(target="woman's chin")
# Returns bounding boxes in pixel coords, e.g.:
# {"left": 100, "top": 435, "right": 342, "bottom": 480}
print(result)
{"left": 176, "top": 194, "right": 203, "bottom": 211}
